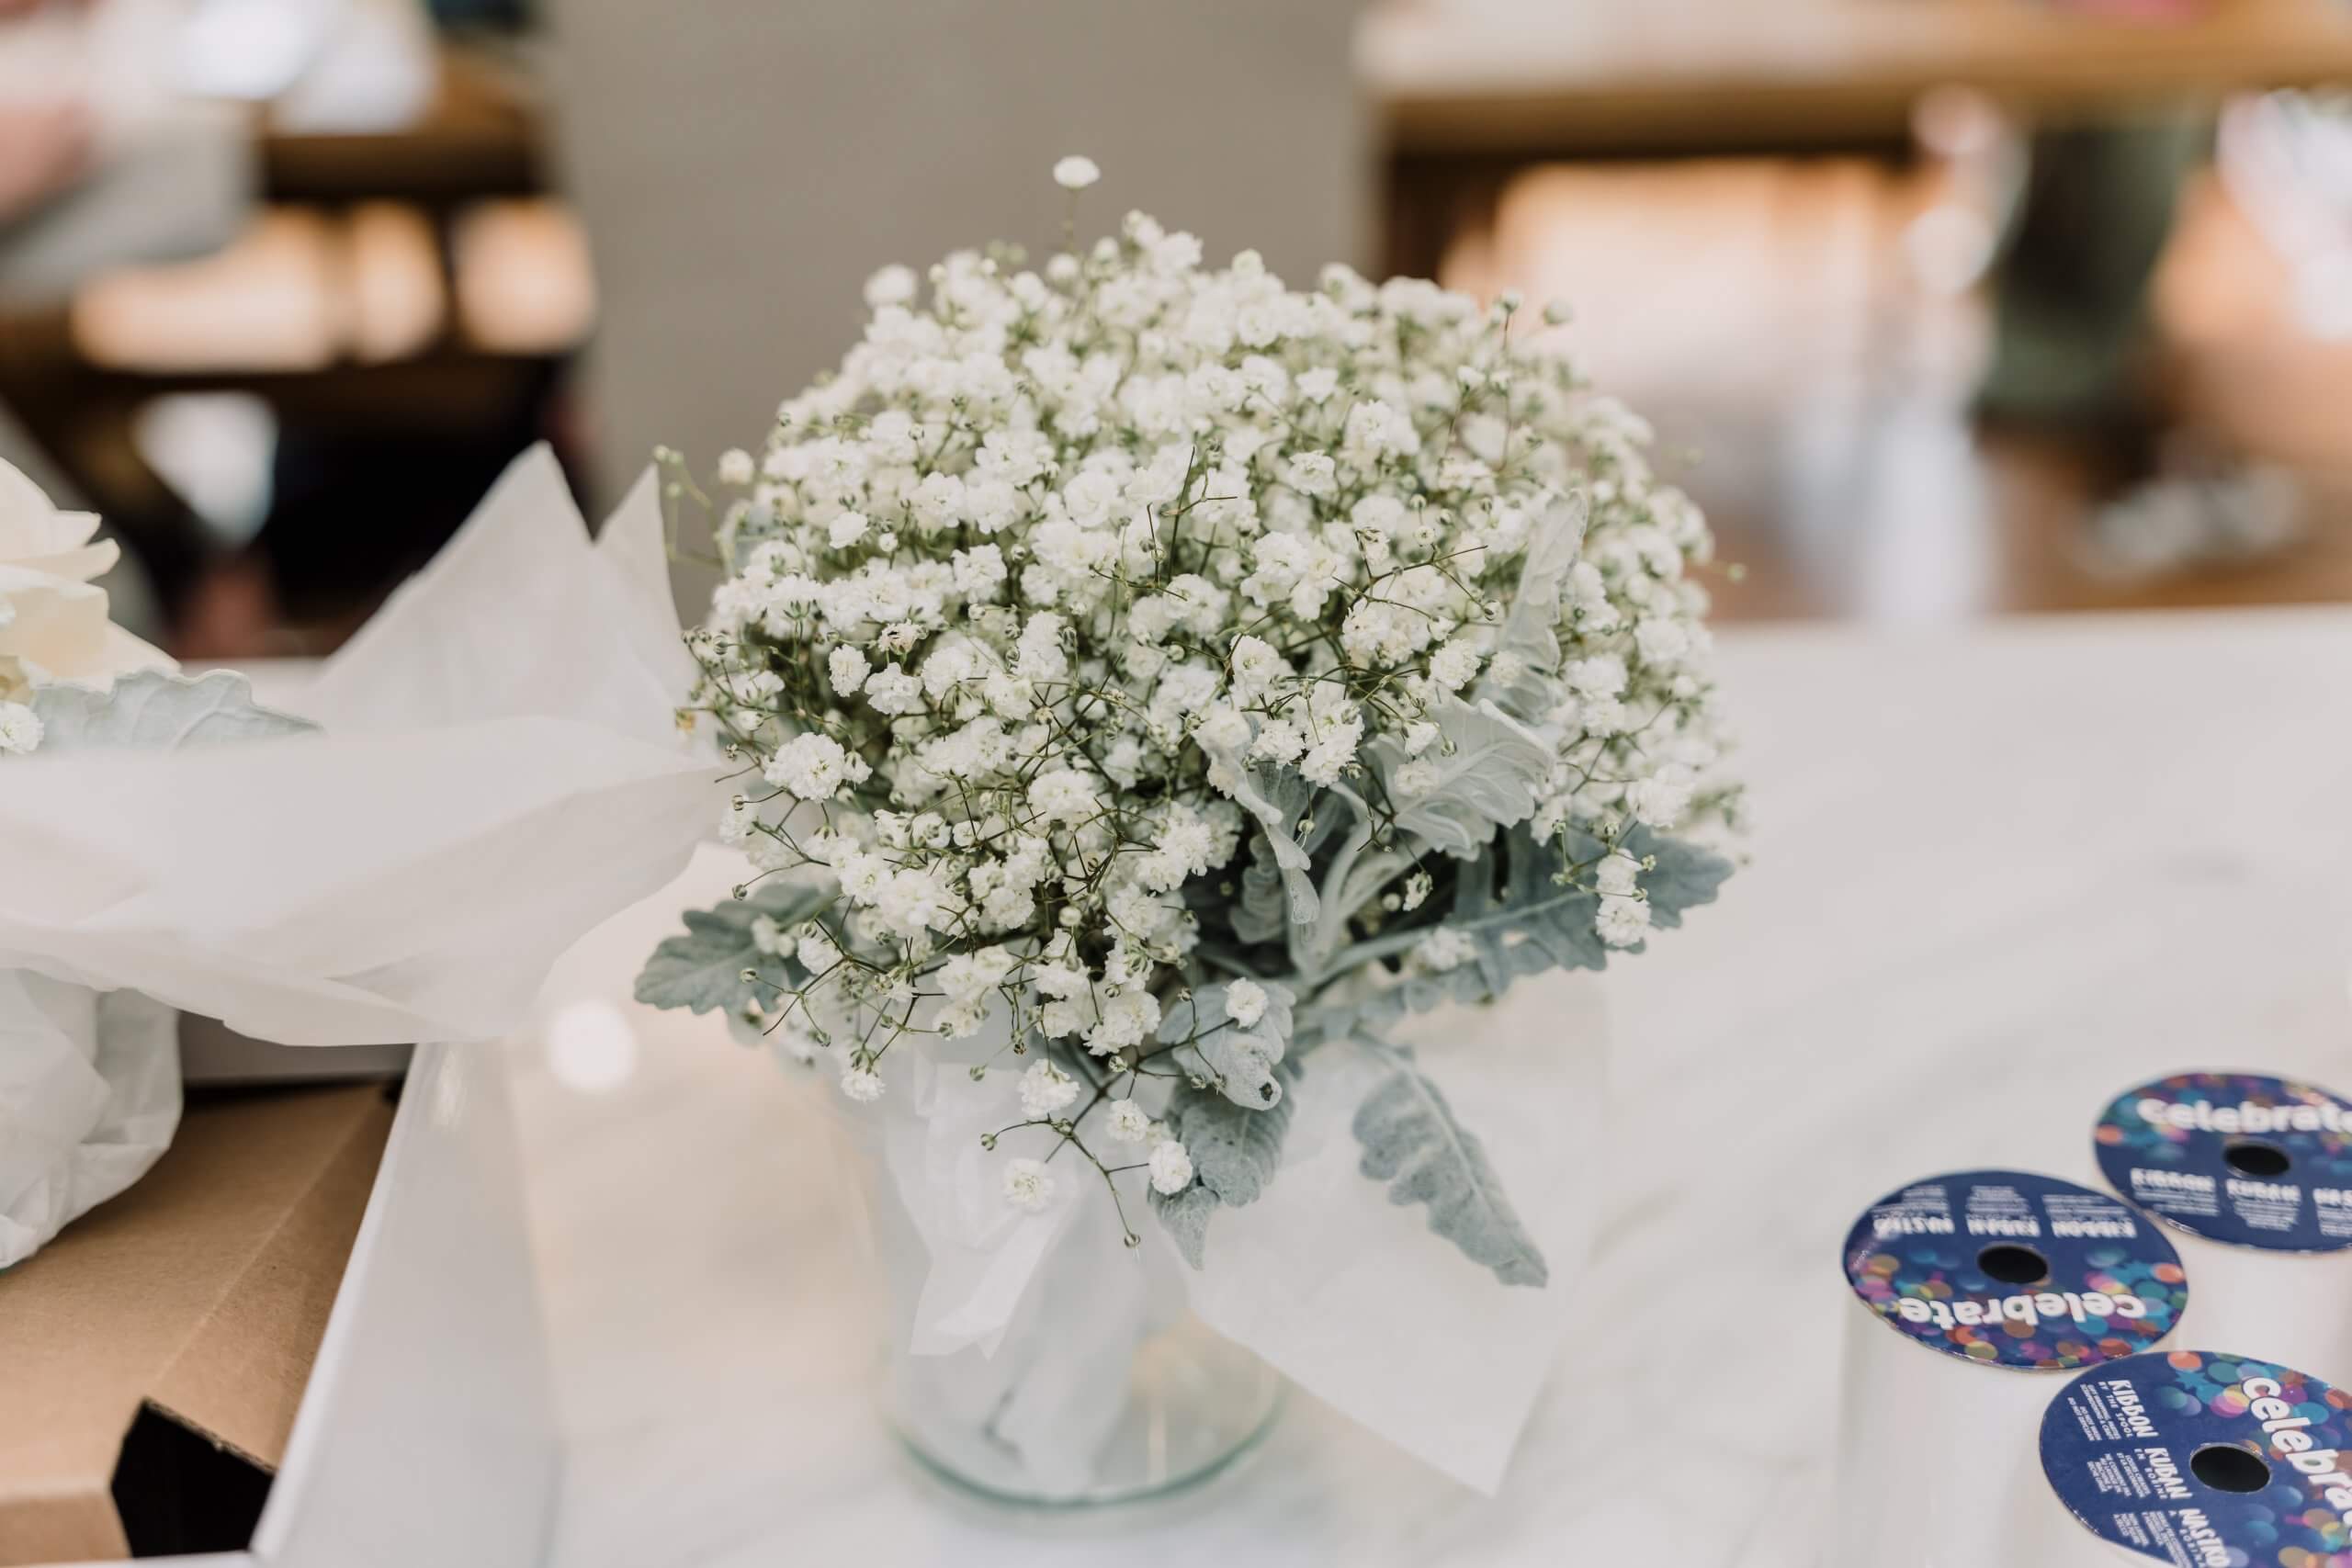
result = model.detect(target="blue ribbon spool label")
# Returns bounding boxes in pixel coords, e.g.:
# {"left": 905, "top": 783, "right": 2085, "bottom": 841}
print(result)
{"left": 1841, "top": 1170, "right": 2188, "bottom": 1371}
{"left": 2096, "top": 1073, "right": 2352, "bottom": 1254}
{"left": 2041, "top": 1350, "right": 2352, "bottom": 1564}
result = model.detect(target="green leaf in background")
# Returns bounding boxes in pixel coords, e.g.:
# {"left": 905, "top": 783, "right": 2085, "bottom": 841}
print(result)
{"left": 29, "top": 670, "right": 317, "bottom": 751}
{"left": 1351, "top": 1049, "right": 1547, "bottom": 1288}
{"left": 633, "top": 882, "right": 830, "bottom": 1016}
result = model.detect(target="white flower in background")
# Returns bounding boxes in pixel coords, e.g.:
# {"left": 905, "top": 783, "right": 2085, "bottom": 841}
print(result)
{"left": 1002, "top": 1156, "right": 1057, "bottom": 1212}
{"left": 0, "top": 700, "right": 40, "bottom": 754}
{"left": 1019, "top": 1058, "right": 1080, "bottom": 1119}
{"left": 1148, "top": 1139, "right": 1193, "bottom": 1195}
{"left": 1104, "top": 1099, "right": 1150, "bottom": 1143}
{"left": 0, "top": 458, "right": 173, "bottom": 702}
{"left": 668, "top": 157, "right": 1739, "bottom": 1259}
{"left": 718, "top": 448, "right": 756, "bottom": 485}
{"left": 865, "top": 264, "right": 919, "bottom": 309}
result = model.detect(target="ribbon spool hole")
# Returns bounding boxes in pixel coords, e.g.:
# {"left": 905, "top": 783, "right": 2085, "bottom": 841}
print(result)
{"left": 2189, "top": 1443, "right": 2273, "bottom": 1495}
{"left": 2222, "top": 1137, "right": 2292, "bottom": 1179}
{"left": 1976, "top": 1243, "right": 2052, "bottom": 1285}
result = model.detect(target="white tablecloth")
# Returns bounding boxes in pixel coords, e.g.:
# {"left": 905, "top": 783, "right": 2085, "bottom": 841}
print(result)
{"left": 509, "top": 608, "right": 2352, "bottom": 1567}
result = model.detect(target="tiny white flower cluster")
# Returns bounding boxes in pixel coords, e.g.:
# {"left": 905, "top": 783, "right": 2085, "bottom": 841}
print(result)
{"left": 674, "top": 162, "right": 1736, "bottom": 1237}
{"left": 0, "top": 701, "right": 40, "bottom": 755}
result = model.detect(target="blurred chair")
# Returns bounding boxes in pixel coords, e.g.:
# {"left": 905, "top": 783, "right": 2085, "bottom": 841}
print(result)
{"left": 540, "top": 0, "right": 1369, "bottom": 607}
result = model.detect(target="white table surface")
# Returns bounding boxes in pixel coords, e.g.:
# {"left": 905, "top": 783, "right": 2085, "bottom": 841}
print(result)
{"left": 503, "top": 608, "right": 2352, "bottom": 1568}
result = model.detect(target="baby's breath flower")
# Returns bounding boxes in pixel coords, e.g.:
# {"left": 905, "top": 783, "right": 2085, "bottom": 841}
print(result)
{"left": 1018, "top": 1059, "right": 1080, "bottom": 1119}
{"left": 1148, "top": 1139, "right": 1194, "bottom": 1195}
{"left": 0, "top": 701, "right": 43, "bottom": 754}
{"left": 1003, "top": 1156, "right": 1057, "bottom": 1211}
{"left": 1596, "top": 894, "right": 1651, "bottom": 949}
{"left": 675, "top": 163, "right": 1737, "bottom": 1255}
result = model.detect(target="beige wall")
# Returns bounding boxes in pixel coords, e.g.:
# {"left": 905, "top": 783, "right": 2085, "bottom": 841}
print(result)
{"left": 544, "top": 0, "right": 1369, "bottom": 610}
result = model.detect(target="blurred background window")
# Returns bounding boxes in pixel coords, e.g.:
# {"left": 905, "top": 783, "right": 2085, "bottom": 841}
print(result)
{"left": 0, "top": 0, "right": 2346, "bottom": 657}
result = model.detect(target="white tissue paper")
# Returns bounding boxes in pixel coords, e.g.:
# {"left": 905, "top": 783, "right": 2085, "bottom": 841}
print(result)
{"left": 0, "top": 974, "right": 177, "bottom": 1267}
{"left": 0, "top": 446, "right": 717, "bottom": 1265}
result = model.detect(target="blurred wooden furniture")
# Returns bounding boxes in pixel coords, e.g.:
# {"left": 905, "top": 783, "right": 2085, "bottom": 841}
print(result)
{"left": 0, "top": 48, "right": 575, "bottom": 625}
{"left": 1370, "top": 0, "right": 2352, "bottom": 275}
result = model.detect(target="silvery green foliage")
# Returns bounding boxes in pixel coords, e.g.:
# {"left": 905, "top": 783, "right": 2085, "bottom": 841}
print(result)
{"left": 1603, "top": 826, "right": 1737, "bottom": 931}
{"left": 1230, "top": 770, "right": 1336, "bottom": 947}
{"left": 1352, "top": 1049, "right": 1547, "bottom": 1287}
{"left": 30, "top": 670, "right": 316, "bottom": 751}
{"left": 1479, "top": 494, "right": 1588, "bottom": 723}
{"left": 635, "top": 883, "right": 829, "bottom": 1016}
{"left": 1307, "top": 824, "right": 1733, "bottom": 1046}
{"left": 1150, "top": 1181, "right": 1220, "bottom": 1269}
{"left": 1363, "top": 697, "right": 1552, "bottom": 860}
{"left": 1215, "top": 758, "right": 1323, "bottom": 932}
{"left": 1159, "top": 979, "right": 1295, "bottom": 1107}
{"left": 1150, "top": 1057, "right": 1303, "bottom": 1269}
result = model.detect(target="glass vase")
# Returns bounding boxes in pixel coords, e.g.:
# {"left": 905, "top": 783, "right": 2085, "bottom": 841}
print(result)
{"left": 821, "top": 1069, "right": 1282, "bottom": 1507}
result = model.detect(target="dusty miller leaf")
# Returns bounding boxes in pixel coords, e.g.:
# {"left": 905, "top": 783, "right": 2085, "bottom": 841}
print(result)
{"left": 1480, "top": 491, "right": 1589, "bottom": 722}
{"left": 1152, "top": 1057, "right": 1304, "bottom": 1269}
{"left": 1211, "top": 751, "right": 1322, "bottom": 931}
{"left": 634, "top": 882, "right": 830, "bottom": 1015}
{"left": 1352, "top": 1051, "right": 1547, "bottom": 1287}
{"left": 1230, "top": 770, "right": 1338, "bottom": 945}
{"left": 1307, "top": 824, "right": 1733, "bottom": 1043}
{"left": 1151, "top": 1182, "right": 1220, "bottom": 1269}
{"left": 29, "top": 670, "right": 317, "bottom": 751}
{"left": 1364, "top": 697, "right": 1553, "bottom": 860}
{"left": 1164, "top": 1059, "right": 1301, "bottom": 1207}
{"left": 1159, "top": 979, "right": 1295, "bottom": 1107}
{"left": 1614, "top": 825, "right": 1735, "bottom": 931}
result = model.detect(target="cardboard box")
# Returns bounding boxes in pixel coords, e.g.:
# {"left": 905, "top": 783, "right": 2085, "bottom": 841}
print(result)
{"left": 0, "top": 1043, "right": 557, "bottom": 1568}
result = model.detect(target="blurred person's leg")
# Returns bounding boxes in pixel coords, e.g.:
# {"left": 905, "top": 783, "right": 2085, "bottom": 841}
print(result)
{"left": 1979, "top": 113, "right": 2209, "bottom": 436}
{"left": 1981, "top": 112, "right": 2304, "bottom": 574}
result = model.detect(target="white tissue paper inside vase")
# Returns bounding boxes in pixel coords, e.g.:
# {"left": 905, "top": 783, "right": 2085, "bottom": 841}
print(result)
{"left": 0, "top": 445, "right": 718, "bottom": 1262}
{"left": 828, "top": 974, "right": 1606, "bottom": 1497}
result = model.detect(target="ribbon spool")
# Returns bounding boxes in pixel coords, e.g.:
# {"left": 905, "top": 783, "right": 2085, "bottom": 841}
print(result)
{"left": 2095, "top": 1072, "right": 2352, "bottom": 1382}
{"left": 1832, "top": 1169, "right": 2191, "bottom": 1568}
{"left": 2041, "top": 1348, "right": 2352, "bottom": 1563}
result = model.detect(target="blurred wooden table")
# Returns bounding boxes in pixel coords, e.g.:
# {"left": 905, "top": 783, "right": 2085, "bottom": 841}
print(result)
{"left": 1367, "top": 0, "right": 2352, "bottom": 155}
{"left": 1368, "top": 0, "right": 2352, "bottom": 274}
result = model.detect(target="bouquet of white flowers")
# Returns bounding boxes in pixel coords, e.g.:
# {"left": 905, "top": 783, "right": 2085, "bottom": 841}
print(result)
{"left": 639, "top": 160, "right": 1738, "bottom": 1296}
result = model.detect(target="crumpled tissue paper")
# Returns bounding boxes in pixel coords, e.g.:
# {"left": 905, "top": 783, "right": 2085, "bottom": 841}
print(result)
{"left": 0, "top": 446, "right": 717, "bottom": 1266}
